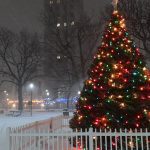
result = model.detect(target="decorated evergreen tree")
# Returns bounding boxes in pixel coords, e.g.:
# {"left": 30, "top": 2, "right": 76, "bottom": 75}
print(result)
{"left": 70, "top": 1, "right": 150, "bottom": 130}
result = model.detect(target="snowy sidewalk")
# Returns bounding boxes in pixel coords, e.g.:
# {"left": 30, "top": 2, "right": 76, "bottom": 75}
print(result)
{"left": 0, "top": 112, "right": 62, "bottom": 150}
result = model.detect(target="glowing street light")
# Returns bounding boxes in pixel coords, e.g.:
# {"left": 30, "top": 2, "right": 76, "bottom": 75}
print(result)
{"left": 78, "top": 91, "right": 81, "bottom": 95}
{"left": 41, "top": 103, "right": 45, "bottom": 109}
{"left": 12, "top": 103, "right": 16, "bottom": 108}
{"left": 46, "top": 92, "right": 50, "bottom": 96}
{"left": 29, "top": 83, "right": 34, "bottom": 116}
{"left": 29, "top": 83, "right": 34, "bottom": 89}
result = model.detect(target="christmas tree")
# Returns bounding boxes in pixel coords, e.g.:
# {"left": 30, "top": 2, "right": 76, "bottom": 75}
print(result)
{"left": 70, "top": 8, "right": 150, "bottom": 130}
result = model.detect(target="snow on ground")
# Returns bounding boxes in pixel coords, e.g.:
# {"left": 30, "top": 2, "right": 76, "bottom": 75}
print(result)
{"left": 0, "top": 111, "right": 62, "bottom": 150}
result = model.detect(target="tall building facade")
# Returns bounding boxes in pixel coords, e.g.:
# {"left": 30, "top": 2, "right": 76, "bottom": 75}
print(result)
{"left": 42, "top": 0, "right": 84, "bottom": 102}
{"left": 44, "top": 0, "right": 84, "bottom": 29}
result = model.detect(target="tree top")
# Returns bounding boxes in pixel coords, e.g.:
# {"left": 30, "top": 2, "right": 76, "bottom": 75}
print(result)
{"left": 112, "top": 0, "right": 118, "bottom": 10}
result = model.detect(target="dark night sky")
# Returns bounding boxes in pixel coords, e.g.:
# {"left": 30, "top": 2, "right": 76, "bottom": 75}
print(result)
{"left": 0, "top": 0, "right": 110, "bottom": 33}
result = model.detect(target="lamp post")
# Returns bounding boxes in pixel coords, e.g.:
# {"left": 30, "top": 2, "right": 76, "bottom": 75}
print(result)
{"left": 29, "top": 83, "right": 34, "bottom": 116}
{"left": 3, "top": 90, "right": 8, "bottom": 109}
{"left": 46, "top": 92, "right": 50, "bottom": 97}
{"left": 57, "top": 55, "right": 71, "bottom": 110}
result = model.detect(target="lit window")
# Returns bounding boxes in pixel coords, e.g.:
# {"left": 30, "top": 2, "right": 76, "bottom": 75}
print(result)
{"left": 50, "top": 0, "right": 53, "bottom": 4}
{"left": 64, "top": 22, "right": 67, "bottom": 27}
{"left": 57, "top": 23, "right": 60, "bottom": 27}
{"left": 57, "top": 56, "right": 61, "bottom": 59}
{"left": 71, "top": 21, "right": 75, "bottom": 26}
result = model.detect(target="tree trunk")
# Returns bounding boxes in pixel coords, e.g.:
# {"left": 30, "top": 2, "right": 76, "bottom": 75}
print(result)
{"left": 18, "top": 84, "right": 23, "bottom": 111}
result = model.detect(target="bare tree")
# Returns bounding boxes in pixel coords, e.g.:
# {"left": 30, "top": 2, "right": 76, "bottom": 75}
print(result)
{"left": 0, "top": 28, "right": 41, "bottom": 110}
{"left": 41, "top": 1, "right": 102, "bottom": 103}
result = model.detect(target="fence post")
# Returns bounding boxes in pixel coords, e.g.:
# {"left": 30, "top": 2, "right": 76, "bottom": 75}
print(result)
{"left": 6, "top": 127, "right": 10, "bottom": 150}
{"left": 35, "top": 121, "right": 39, "bottom": 148}
{"left": 89, "top": 128, "right": 93, "bottom": 150}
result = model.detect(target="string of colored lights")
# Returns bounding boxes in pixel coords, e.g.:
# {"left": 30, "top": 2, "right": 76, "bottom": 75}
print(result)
{"left": 70, "top": 10, "right": 150, "bottom": 130}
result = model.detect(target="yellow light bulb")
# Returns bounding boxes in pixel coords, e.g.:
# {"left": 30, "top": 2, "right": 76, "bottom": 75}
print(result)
{"left": 133, "top": 93, "right": 138, "bottom": 98}
{"left": 113, "top": 64, "right": 118, "bottom": 69}
{"left": 119, "top": 85, "right": 123, "bottom": 89}
{"left": 102, "top": 117, "right": 106, "bottom": 121}
{"left": 120, "top": 103, "right": 125, "bottom": 107}
{"left": 120, "top": 23, "right": 126, "bottom": 28}
{"left": 119, "top": 32, "right": 122, "bottom": 35}
{"left": 109, "top": 79, "right": 113, "bottom": 83}
{"left": 97, "top": 54, "right": 100, "bottom": 58}
{"left": 109, "top": 95, "right": 114, "bottom": 99}
{"left": 140, "top": 87, "right": 144, "bottom": 91}
{"left": 114, "top": 27, "right": 117, "bottom": 31}
{"left": 78, "top": 116, "right": 83, "bottom": 120}
{"left": 118, "top": 95, "right": 123, "bottom": 99}
{"left": 112, "top": 83, "right": 115, "bottom": 87}
{"left": 111, "top": 74, "right": 115, "bottom": 78}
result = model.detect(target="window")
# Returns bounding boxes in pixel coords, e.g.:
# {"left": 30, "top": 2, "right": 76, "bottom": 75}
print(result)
{"left": 64, "top": 22, "right": 67, "bottom": 27}
{"left": 49, "top": 0, "right": 53, "bottom": 4}
{"left": 57, "top": 56, "right": 61, "bottom": 59}
{"left": 71, "top": 21, "right": 75, "bottom": 26}
{"left": 57, "top": 23, "right": 61, "bottom": 27}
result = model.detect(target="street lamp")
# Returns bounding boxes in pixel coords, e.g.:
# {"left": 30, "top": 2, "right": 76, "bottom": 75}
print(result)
{"left": 78, "top": 91, "right": 81, "bottom": 95}
{"left": 3, "top": 90, "right": 9, "bottom": 109}
{"left": 56, "top": 55, "right": 71, "bottom": 110}
{"left": 46, "top": 92, "right": 50, "bottom": 96}
{"left": 29, "top": 83, "right": 34, "bottom": 116}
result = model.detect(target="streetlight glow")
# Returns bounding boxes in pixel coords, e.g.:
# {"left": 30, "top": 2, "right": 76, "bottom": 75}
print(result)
{"left": 46, "top": 92, "right": 50, "bottom": 96}
{"left": 12, "top": 104, "right": 16, "bottom": 108}
{"left": 41, "top": 103, "right": 45, "bottom": 108}
{"left": 29, "top": 83, "right": 34, "bottom": 89}
{"left": 29, "top": 83, "right": 34, "bottom": 116}
{"left": 78, "top": 91, "right": 81, "bottom": 95}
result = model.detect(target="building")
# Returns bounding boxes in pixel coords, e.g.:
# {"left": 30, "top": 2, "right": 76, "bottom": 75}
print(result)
{"left": 44, "top": 0, "right": 84, "bottom": 28}
{"left": 42, "top": 0, "right": 84, "bottom": 101}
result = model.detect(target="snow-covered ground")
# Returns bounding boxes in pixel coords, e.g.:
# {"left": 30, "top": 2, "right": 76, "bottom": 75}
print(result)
{"left": 0, "top": 111, "right": 62, "bottom": 150}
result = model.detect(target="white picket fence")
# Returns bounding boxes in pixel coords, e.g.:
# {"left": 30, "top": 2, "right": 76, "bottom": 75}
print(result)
{"left": 7, "top": 116, "right": 150, "bottom": 150}
{"left": 7, "top": 115, "right": 71, "bottom": 150}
